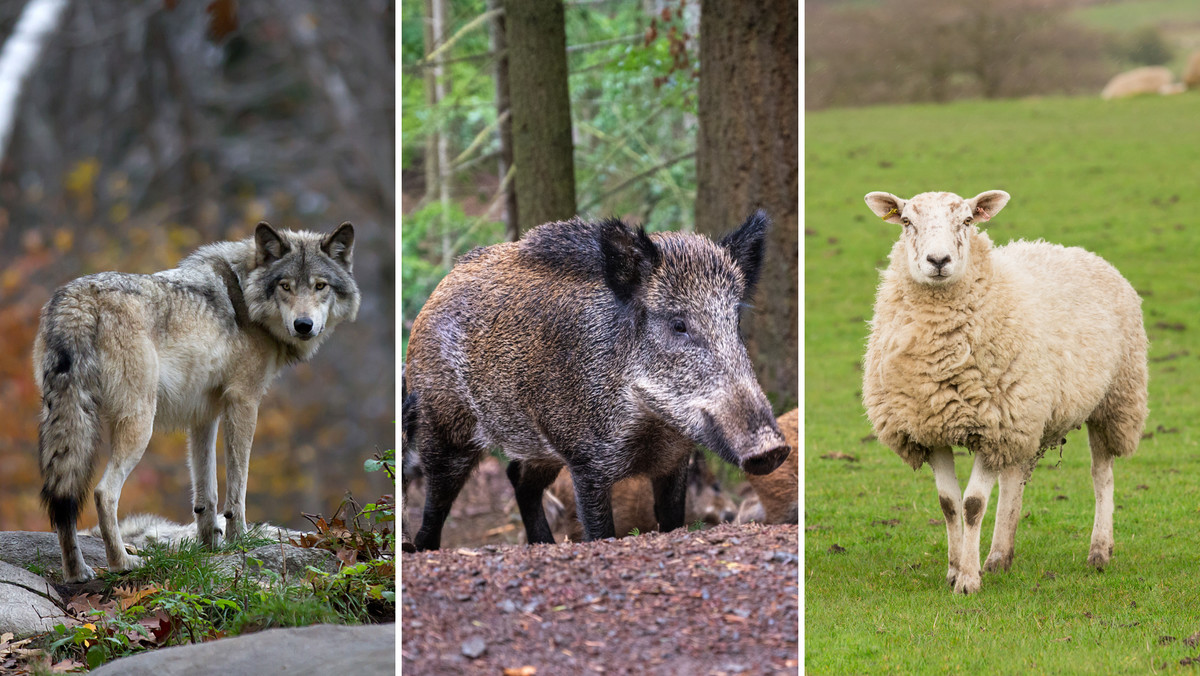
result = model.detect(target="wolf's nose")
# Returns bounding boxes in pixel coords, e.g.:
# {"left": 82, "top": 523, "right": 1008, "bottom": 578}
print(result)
{"left": 294, "top": 318, "right": 314, "bottom": 335}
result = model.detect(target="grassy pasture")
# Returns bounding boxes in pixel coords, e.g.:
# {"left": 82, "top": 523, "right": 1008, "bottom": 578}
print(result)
{"left": 804, "top": 95, "right": 1200, "bottom": 673}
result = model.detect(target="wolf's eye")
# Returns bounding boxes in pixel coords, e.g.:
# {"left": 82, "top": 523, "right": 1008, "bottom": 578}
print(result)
{"left": 280, "top": 282, "right": 291, "bottom": 292}
{"left": 671, "top": 318, "right": 688, "bottom": 335}
{"left": 315, "top": 282, "right": 327, "bottom": 290}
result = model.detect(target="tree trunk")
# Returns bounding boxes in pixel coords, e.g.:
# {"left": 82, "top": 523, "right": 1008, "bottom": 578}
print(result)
{"left": 428, "top": 0, "right": 454, "bottom": 270}
{"left": 695, "top": 0, "right": 798, "bottom": 410}
{"left": 488, "top": 0, "right": 519, "bottom": 241}
{"left": 506, "top": 0, "right": 576, "bottom": 232}
{"left": 422, "top": 0, "right": 440, "bottom": 205}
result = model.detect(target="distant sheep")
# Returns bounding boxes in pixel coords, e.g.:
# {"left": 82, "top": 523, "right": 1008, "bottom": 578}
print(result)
{"left": 862, "top": 190, "right": 1148, "bottom": 594}
{"left": 1101, "top": 66, "right": 1181, "bottom": 99}
{"left": 736, "top": 409, "right": 798, "bottom": 525}
{"left": 1184, "top": 51, "right": 1200, "bottom": 89}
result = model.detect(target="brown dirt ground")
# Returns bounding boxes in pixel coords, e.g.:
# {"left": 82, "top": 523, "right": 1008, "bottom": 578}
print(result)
{"left": 400, "top": 522, "right": 798, "bottom": 675}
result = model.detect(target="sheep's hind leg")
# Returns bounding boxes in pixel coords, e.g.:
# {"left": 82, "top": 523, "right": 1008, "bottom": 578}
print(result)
{"left": 1086, "top": 424, "right": 1116, "bottom": 570}
{"left": 954, "top": 453, "right": 996, "bottom": 594}
{"left": 985, "top": 464, "right": 1029, "bottom": 573}
{"left": 928, "top": 447, "right": 962, "bottom": 588}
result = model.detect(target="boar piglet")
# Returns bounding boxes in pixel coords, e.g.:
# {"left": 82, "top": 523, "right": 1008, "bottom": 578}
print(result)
{"left": 544, "top": 449, "right": 740, "bottom": 542}
{"left": 405, "top": 213, "right": 789, "bottom": 550}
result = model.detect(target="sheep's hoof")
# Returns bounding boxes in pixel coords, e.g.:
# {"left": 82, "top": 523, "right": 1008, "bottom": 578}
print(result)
{"left": 984, "top": 550, "right": 1013, "bottom": 573}
{"left": 1087, "top": 545, "right": 1112, "bottom": 570}
{"left": 953, "top": 571, "right": 981, "bottom": 594}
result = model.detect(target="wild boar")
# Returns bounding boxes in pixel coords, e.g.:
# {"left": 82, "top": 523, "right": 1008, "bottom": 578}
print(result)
{"left": 405, "top": 213, "right": 789, "bottom": 550}
{"left": 544, "top": 450, "right": 739, "bottom": 541}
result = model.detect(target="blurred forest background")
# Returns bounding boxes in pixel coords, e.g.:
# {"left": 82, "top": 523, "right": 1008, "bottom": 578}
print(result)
{"left": 401, "top": 0, "right": 798, "bottom": 411}
{"left": 807, "top": 0, "right": 1200, "bottom": 109}
{"left": 0, "top": 0, "right": 395, "bottom": 531}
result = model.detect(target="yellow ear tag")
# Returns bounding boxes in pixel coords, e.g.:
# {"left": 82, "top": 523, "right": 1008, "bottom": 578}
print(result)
{"left": 883, "top": 208, "right": 898, "bottom": 220}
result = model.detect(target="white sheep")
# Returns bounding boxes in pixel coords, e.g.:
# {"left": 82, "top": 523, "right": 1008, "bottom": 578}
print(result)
{"left": 1100, "top": 66, "right": 1180, "bottom": 99}
{"left": 861, "top": 190, "right": 1148, "bottom": 594}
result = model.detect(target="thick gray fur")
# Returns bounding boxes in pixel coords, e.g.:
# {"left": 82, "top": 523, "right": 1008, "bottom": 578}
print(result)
{"left": 35, "top": 222, "right": 359, "bottom": 582}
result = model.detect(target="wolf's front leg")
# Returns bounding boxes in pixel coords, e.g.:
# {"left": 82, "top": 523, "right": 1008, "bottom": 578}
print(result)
{"left": 188, "top": 420, "right": 222, "bottom": 548}
{"left": 222, "top": 398, "right": 260, "bottom": 540}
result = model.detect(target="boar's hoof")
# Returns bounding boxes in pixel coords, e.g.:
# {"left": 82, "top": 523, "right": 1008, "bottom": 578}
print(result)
{"left": 742, "top": 444, "right": 790, "bottom": 476}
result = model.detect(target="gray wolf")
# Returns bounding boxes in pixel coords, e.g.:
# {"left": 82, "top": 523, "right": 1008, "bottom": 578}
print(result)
{"left": 36, "top": 222, "right": 359, "bottom": 582}
{"left": 406, "top": 213, "right": 788, "bottom": 550}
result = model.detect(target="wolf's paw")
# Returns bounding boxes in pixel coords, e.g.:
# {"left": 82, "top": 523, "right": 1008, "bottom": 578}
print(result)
{"left": 111, "top": 554, "right": 145, "bottom": 574}
{"left": 64, "top": 563, "right": 96, "bottom": 584}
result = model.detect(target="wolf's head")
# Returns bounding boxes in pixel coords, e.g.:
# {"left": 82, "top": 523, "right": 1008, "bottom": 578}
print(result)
{"left": 245, "top": 222, "right": 361, "bottom": 360}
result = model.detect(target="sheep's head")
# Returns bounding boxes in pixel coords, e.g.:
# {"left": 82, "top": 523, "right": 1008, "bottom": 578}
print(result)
{"left": 864, "top": 190, "right": 1010, "bottom": 286}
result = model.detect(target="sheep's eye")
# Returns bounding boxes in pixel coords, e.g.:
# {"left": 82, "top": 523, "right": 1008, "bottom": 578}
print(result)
{"left": 901, "top": 217, "right": 911, "bottom": 227}
{"left": 671, "top": 318, "right": 688, "bottom": 335}
{"left": 963, "top": 217, "right": 973, "bottom": 226}
{"left": 280, "top": 282, "right": 291, "bottom": 292}
{"left": 315, "top": 281, "right": 327, "bottom": 290}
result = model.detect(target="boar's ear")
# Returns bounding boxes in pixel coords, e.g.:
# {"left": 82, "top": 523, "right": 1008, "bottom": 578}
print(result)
{"left": 255, "top": 222, "right": 289, "bottom": 267}
{"left": 321, "top": 222, "right": 355, "bottom": 271}
{"left": 719, "top": 210, "right": 769, "bottom": 301}
{"left": 600, "top": 218, "right": 660, "bottom": 304}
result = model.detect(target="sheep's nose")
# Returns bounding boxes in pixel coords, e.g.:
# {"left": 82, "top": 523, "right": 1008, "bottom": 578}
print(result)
{"left": 927, "top": 254, "right": 951, "bottom": 270}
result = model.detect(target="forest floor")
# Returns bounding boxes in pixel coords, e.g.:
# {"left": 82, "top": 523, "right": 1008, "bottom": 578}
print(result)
{"left": 401, "top": 457, "right": 798, "bottom": 675}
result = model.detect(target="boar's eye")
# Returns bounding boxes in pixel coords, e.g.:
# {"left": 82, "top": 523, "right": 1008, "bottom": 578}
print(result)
{"left": 670, "top": 318, "right": 688, "bottom": 336}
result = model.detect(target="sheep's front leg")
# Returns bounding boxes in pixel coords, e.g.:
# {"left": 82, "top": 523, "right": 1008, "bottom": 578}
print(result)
{"left": 984, "top": 464, "right": 1028, "bottom": 573}
{"left": 928, "top": 446, "right": 962, "bottom": 588}
{"left": 1087, "top": 431, "right": 1116, "bottom": 569}
{"left": 954, "top": 453, "right": 996, "bottom": 594}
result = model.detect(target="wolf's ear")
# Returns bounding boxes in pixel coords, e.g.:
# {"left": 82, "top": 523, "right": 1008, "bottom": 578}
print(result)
{"left": 321, "top": 222, "right": 355, "bottom": 271}
{"left": 720, "top": 210, "right": 769, "bottom": 302}
{"left": 255, "top": 222, "right": 289, "bottom": 267}
{"left": 600, "top": 218, "right": 659, "bottom": 304}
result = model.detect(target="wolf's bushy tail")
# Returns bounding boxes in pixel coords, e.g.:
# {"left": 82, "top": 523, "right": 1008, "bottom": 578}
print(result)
{"left": 36, "top": 289, "right": 103, "bottom": 530}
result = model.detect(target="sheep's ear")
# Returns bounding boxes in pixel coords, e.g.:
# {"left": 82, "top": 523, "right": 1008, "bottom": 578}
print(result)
{"left": 865, "top": 192, "right": 906, "bottom": 224}
{"left": 968, "top": 190, "right": 1010, "bottom": 223}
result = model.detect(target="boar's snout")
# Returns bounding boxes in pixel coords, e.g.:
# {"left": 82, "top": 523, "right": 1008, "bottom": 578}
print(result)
{"left": 740, "top": 430, "right": 790, "bottom": 476}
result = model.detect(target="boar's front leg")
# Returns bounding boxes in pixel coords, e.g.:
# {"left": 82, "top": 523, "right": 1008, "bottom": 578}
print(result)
{"left": 571, "top": 470, "right": 616, "bottom": 540}
{"left": 506, "top": 459, "right": 560, "bottom": 545}
{"left": 413, "top": 434, "right": 482, "bottom": 552}
{"left": 652, "top": 461, "right": 689, "bottom": 532}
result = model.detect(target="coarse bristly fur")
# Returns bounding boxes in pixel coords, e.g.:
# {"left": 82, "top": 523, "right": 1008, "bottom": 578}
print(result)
{"left": 35, "top": 222, "right": 359, "bottom": 583}
{"left": 406, "top": 214, "right": 789, "bottom": 551}
{"left": 862, "top": 190, "right": 1148, "bottom": 594}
